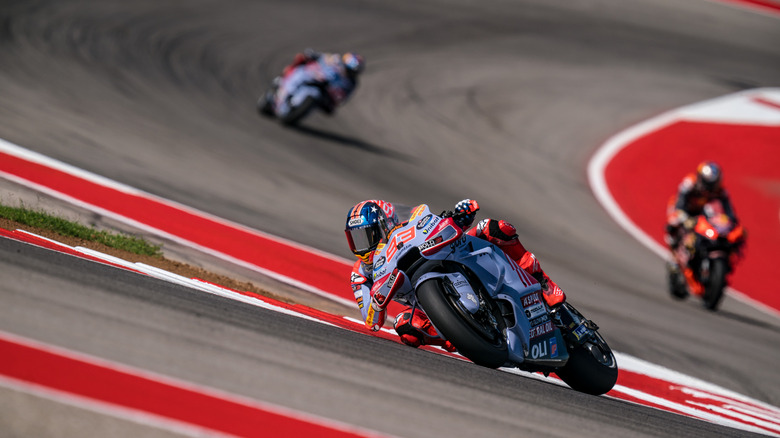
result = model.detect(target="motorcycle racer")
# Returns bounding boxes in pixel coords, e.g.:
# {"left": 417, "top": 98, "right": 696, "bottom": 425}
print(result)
{"left": 664, "top": 161, "right": 741, "bottom": 295}
{"left": 344, "top": 199, "right": 567, "bottom": 351}
{"left": 260, "top": 49, "right": 364, "bottom": 118}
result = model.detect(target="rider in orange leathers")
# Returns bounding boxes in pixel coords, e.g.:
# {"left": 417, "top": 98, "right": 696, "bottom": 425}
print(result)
{"left": 344, "top": 199, "right": 566, "bottom": 351}
{"left": 665, "top": 161, "right": 739, "bottom": 295}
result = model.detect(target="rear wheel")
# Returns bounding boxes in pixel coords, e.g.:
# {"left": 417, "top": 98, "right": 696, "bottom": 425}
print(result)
{"left": 555, "top": 332, "right": 618, "bottom": 395}
{"left": 554, "top": 304, "right": 618, "bottom": 395}
{"left": 416, "top": 279, "right": 508, "bottom": 368}
{"left": 702, "top": 258, "right": 727, "bottom": 311}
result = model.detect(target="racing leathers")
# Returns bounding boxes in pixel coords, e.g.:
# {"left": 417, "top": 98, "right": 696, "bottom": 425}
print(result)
{"left": 664, "top": 170, "right": 739, "bottom": 295}
{"left": 349, "top": 200, "right": 566, "bottom": 352}
{"left": 269, "top": 49, "right": 358, "bottom": 117}
{"left": 665, "top": 172, "right": 737, "bottom": 251}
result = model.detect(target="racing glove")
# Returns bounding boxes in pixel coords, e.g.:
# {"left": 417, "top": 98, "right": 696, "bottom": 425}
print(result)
{"left": 453, "top": 199, "right": 480, "bottom": 229}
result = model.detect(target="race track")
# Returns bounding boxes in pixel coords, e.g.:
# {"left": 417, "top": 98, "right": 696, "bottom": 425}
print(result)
{"left": 1, "top": 0, "right": 779, "bottom": 436}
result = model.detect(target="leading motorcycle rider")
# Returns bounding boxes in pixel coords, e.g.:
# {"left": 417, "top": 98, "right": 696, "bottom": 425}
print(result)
{"left": 260, "top": 49, "right": 364, "bottom": 118}
{"left": 345, "top": 199, "right": 566, "bottom": 351}
{"left": 664, "top": 161, "right": 740, "bottom": 290}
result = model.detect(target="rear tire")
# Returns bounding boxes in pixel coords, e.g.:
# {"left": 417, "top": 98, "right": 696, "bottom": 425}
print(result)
{"left": 416, "top": 279, "right": 508, "bottom": 368}
{"left": 554, "top": 304, "right": 618, "bottom": 395}
{"left": 702, "top": 258, "right": 727, "bottom": 311}
{"left": 555, "top": 332, "right": 618, "bottom": 395}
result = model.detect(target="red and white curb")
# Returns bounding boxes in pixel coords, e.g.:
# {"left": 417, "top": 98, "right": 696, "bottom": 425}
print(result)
{"left": 587, "top": 87, "right": 780, "bottom": 318}
{"left": 0, "top": 328, "right": 392, "bottom": 438}
{"left": 2, "top": 228, "right": 779, "bottom": 436}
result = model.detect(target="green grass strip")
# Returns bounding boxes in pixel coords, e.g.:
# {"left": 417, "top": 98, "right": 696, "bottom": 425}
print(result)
{"left": 0, "top": 203, "right": 162, "bottom": 257}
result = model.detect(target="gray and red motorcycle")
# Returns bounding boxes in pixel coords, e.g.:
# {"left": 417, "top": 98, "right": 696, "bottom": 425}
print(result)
{"left": 368, "top": 205, "right": 618, "bottom": 395}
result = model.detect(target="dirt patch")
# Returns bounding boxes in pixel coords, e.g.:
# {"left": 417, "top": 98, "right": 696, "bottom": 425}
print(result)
{"left": 0, "top": 217, "right": 293, "bottom": 304}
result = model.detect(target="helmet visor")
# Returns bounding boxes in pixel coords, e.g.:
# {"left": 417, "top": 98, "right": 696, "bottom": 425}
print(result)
{"left": 346, "top": 224, "right": 382, "bottom": 256}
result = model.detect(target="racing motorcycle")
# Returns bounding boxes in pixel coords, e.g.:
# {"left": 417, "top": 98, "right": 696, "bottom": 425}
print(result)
{"left": 369, "top": 205, "right": 618, "bottom": 395}
{"left": 668, "top": 199, "right": 746, "bottom": 311}
{"left": 257, "top": 58, "right": 352, "bottom": 125}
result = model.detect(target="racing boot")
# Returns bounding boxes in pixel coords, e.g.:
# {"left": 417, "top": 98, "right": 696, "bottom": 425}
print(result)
{"left": 394, "top": 309, "right": 456, "bottom": 352}
{"left": 469, "top": 219, "right": 566, "bottom": 307}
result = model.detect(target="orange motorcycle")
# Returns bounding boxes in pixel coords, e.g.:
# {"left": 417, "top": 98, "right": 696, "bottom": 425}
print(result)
{"left": 668, "top": 200, "right": 746, "bottom": 311}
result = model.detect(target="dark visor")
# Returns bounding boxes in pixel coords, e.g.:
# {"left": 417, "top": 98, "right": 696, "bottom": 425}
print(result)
{"left": 346, "top": 224, "right": 381, "bottom": 256}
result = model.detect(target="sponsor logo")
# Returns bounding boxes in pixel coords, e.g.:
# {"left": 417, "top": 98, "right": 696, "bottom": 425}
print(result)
{"left": 530, "top": 341, "right": 548, "bottom": 359}
{"left": 573, "top": 323, "right": 590, "bottom": 341}
{"left": 524, "top": 303, "right": 545, "bottom": 319}
{"left": 522, "top": 292, "right": 541, "bottom": 307}
{"left": 348, "top": 218, "right": 364, "bottom": 226}
{"left": 449, "top": 236, "right": 467, "bottom": 250}
{"left": 529, "top": 321, "right": 554, "bottom": 339}
{"left": 350, "top": 272, "right": 366, "bottom": 284}
{"left": 416, "top": 214, "right": 433, "bottom": 230}
{"left": 422, "top": 218, "right": 439, "bottom": 235}
{"left": 453, "top": 278, "right": 469, "bottom": 289}
{"left": 418, "top": 236, "right": 442, "bottom": 252}
{"left": 550, "top": 337, "right": 558, "bottom": 358}
{"left": 373, "top": 268, "right": 387, "bottom": 280}
{"left": 373, "top": 257, "right": 385, "bottom": 270}
{"left": 528, "top": 314, "right": 550, "bottom": 326}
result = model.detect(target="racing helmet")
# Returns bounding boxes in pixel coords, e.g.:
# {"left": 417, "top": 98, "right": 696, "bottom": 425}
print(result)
{"left": 696, "top": 161, "right": 722, "bottom": 191}
{"left": 345, "top": 200, "right": 399, "bottom": 264}
{"left": 342, "top": 52, "right": 365, "bottom": 74}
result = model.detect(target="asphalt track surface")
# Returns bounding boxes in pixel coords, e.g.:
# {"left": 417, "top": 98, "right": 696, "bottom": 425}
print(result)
{"left": 1, "top": 0, "right": 779, "bottom": 436}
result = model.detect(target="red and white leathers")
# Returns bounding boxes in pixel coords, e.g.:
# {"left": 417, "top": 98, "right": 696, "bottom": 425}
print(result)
{"left": 349, "top": 211, "right": 565, "bottom": 351}
{"left": 467, "top": 218, "right": 566, "bottom": 308}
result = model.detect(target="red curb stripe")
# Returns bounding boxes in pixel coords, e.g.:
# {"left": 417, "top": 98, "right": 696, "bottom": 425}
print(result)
{"left": 0, "top": 151, "right": 349, "bottom": 297}
{"left": 0, "top": 333, "right": 381, "bottom": 438}
{"left": 719, "top": 0, "right": 780, "bottom": 14}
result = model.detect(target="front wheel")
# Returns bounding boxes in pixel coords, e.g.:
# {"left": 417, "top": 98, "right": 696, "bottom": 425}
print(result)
{"left": 667, "top": 261, "right": 688, "bottom": 300}
{"left": 702, "top": 258, "right": 727, "bottom": 311}
{"left": 416, "top": 279, "right": 508, "bottom": 368}
{"left": 280, "top": 96, "right": 316, "bottom": 125}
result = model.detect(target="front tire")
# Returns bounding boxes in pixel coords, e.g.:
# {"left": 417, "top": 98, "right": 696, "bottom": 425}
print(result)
{"left": 702, "top": 258, "right": 727, "bottom": 311}
{"left": 667, "top": 262, "right": 688, "bottom": 300}
{"left": 280, "top": 96, "right": 316, "bottom": 125}
{"left": 416, "top": 279, "right": 508, "bottom": 368}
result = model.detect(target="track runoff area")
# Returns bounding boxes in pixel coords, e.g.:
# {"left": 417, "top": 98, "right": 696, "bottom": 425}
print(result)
{"left": 1, "top": 89, "right": 779, "bottom": 437}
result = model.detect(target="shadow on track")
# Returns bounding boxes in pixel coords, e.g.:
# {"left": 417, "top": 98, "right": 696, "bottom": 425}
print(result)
{"left": 289, "top": 124, "right": 412, "bottom": 162}
{"left": 717, "top": 310, "right": 780, "bottom": 334}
